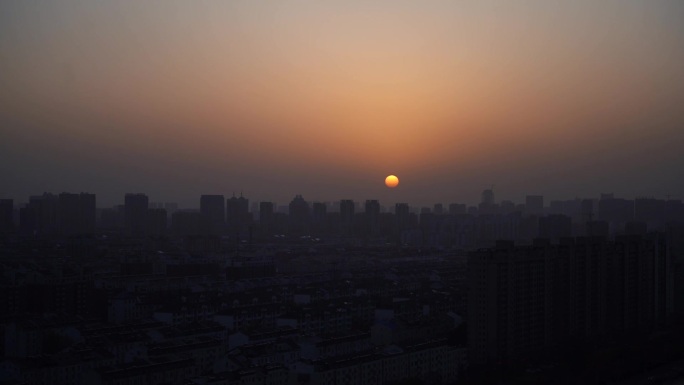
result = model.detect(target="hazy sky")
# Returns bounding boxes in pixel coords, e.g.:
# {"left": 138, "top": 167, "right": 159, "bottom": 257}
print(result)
{"left": 2, "top": 1, "right": 683, "bottom": 208}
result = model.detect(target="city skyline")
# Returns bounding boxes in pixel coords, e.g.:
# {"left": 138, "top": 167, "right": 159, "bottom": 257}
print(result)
{"left": 2, "top": 1, "right": 684, "bottom": 207}
{"left": 5, "top": 188, "right": 681, "bottom": 211}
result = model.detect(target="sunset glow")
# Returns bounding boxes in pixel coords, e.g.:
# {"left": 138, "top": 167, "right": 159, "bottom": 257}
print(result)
{"left": 1, "top": 1, "right": 683, "bottom": 206}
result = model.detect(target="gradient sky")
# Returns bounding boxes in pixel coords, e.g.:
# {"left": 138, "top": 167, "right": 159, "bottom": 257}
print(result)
{"left": 1, "top": 1, "right": 683, "bottom": 208}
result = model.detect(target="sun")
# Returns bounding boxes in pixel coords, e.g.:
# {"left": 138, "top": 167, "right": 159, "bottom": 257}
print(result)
{"left": 385, "top": 175, "right": 399, "bottom": 188}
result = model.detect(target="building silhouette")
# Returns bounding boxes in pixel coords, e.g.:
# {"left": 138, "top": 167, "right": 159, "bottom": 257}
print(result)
{"left": 365, "top": 200, "right": 380, "bottom": 236}
{"left": 226, "top": 194, "right": 250, "bottom": 235}
{"left": 289, "top": 195, "right": 310, "bottom": 234}
{"left": 309, "top": 201, "right": 327, "bottom": 236}
{"left": 200, "top": 195, "right": 225, "bottom": 235}
{"left": 20, "top": 193, "right": 58, "bottom": 236}
{"left": 468, "top": 235, "right": 671, "bottom": 368}
{"left": 394, "top": 203, "right": 410, "bottom": 244}
{"left": 124, "top": 193, "right": 149, "bottom": 236}
{"left": 340, "top": 199, "right": 355, "bottom": 235}
{"left": 479, "top": 189, "right": 496, "bottom": 215}
{"left": 395, "top": 203, "right": 409, "bottom": 228}
{"left": 482, "top": 189, "right": 494, "bottom": 206}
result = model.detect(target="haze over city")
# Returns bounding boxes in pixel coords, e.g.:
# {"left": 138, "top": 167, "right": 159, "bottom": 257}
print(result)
{"left": 5, "top": 3, "right": 684, "bottom": 385}
{"left": 2, "top": 1, "right": 684, "bottom": 207}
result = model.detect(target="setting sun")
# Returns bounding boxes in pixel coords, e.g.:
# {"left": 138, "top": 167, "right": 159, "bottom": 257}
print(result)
{"left": 385, "top": 175, "right": 399, "bottom": 188}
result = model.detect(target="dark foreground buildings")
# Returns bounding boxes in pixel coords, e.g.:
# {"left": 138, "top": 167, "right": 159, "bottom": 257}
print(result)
{"left": 468, "top": 234, "right": 671, "bottom": 368}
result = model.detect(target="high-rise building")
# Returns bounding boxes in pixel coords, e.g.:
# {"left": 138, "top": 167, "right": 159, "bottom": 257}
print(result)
{"left": 468, "top": 240, "right": 552, "bottom": 367}
{"left": 226, "top": 194, "right": 251, "bottom": 235}
{"left": 481, "top": 189, "right": 495, "bottom": 206}
{"left": 468, "top": 235, "right": 671, "bottom": 368}
{"left": 312, "top": 202, "right": 330, "bottom": 236}
{"left": 480, "top": 189, "right": 496, "bottom": 215}
{"left": 365, "top": 200, "right": 380, "bottom": 217}
{"left": 395, "top": 203, "right": 410, "bottom": 231}
{"left": 289, "top": 195, "right": 310, "bottom": 234}
{"left": 200, "top": 195, "right": 225, "bottom": 234}
{"left": 365, "top": 200, "right": 380, "bottom": 236}
{"left": 20, "top": 193, "right": 58, "bottom": 236}
{"left": 125, "top": 193, "right": 149, "bottom": 236}
{"left": 339, "top": 199, "right": 355, "bottom": 233}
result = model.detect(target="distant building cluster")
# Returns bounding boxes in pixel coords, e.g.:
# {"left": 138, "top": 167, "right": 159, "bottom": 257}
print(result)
{"left": 5, "top": 190, "right": 683, "bottom": 248}
{"left": 1, "top": 189, "right": 684, "bottom": 383}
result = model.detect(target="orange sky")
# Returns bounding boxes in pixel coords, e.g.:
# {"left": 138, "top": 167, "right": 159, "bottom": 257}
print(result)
{"left": 1, "top": 1, "right": 684, "bottom": 207}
